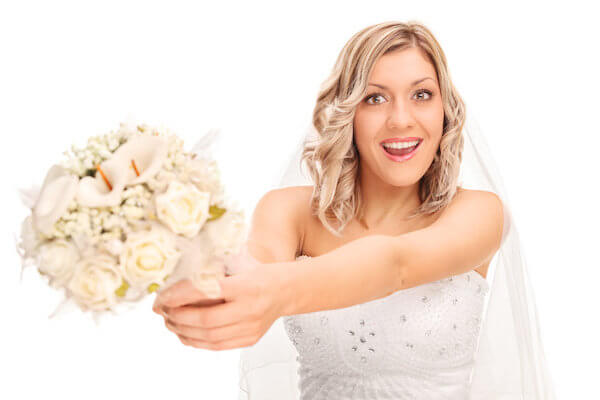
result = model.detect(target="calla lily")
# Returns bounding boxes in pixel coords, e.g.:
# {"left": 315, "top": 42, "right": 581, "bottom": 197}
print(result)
{"left": 125, "top": 135, "right": 170, "bottom": 185}
{"left": 32, "top": 165, "right": 79, "bottom": 236}
{"left": 77, "top": 135, "right": 168, "bottom": 207}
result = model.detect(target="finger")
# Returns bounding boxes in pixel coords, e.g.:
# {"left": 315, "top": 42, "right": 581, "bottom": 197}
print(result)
{"left": 167, "top": 299, "right": 245, "bottom": 328}
{"left": 152, "top": 297, "right": 164, "bottom": 315}
{"left": 164, "top": 317, "right": 256, "bottom": 343}
{"left": 164, "top": 316, "right": 178, "bottom": 334}
{"left": 177, "top": 332, "right": 257, "bottom": 351}
{"left": 158, "top": 279, "right": 210, "bottom": 308}
{"left": 216, "top": 269, "right": 262, "bottom": 301}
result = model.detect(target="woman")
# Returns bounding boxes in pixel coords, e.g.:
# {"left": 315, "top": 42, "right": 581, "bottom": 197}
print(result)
{"left": 154, "top": 21, "right": 556, "bottom": 399}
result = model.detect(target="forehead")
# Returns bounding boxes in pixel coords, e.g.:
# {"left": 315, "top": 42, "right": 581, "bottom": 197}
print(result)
{"left": 369, "top": 47, "right": 438, "bottom": 86}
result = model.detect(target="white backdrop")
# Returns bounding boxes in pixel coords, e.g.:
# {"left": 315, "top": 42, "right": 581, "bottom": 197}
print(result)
{"left": 1, "top": 1, "right": 597, "bottom": 398}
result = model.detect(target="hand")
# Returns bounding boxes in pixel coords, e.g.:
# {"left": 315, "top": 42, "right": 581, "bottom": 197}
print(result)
{"left": 152, "top": 258, "right": 287, "bottom": 351}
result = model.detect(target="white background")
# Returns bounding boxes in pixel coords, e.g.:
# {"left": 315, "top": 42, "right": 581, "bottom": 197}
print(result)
{"left": 1, "top": 0, "right": 597, "bottom": 398}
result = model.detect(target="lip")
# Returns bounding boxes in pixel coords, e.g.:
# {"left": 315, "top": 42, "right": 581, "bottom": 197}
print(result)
{"left": 380, "top": 138, "right": 422, "bottom": 162}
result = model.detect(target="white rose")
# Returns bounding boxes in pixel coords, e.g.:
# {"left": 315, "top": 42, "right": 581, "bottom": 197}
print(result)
{"left": 99, "top": 238, "right": 124, "bottom": 258}
{"left": 37, "top": 238, "right": 80, "bottom": 288}
{"left": 187, "top": 158, "right": 225, "bottom": 205}
{"left": 154, "top": 180, "right": 210, "bottom": 238}
{"left": 204, "top": 208, "right": 248, "bottom": 258}
{"left": 120, "top": 225, "right": 182, "bottom": 287}
{"left": 67, "top": 253, "right": 122, "bottom": 311}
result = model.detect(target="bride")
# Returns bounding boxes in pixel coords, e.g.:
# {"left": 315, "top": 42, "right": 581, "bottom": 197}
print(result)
{"left": 154, "top": 21, "right": 557, "bottom": 399}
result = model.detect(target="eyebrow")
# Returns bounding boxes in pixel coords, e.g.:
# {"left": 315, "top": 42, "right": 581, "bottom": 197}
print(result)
{"left": 368, "top": 77, "right": 435, "bottom": 90}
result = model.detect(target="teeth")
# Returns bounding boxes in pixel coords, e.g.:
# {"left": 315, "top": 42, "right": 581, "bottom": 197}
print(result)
{"left": 382, "top": 140, "right": 420, "bottom": 150}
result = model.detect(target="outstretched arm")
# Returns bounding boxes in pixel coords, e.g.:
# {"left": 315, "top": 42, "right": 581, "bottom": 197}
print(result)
{"left": 274, "top": 190, "right": 504, "bottom": 317}
{"left": 153, "top": 189, "right": 503, "bottom": 352}
{"left": 273, "top": 234, "right": 401, "bottom": 316}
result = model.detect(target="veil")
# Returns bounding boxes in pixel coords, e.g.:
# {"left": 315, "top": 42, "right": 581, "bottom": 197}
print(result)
{"left": 236, "top": 113, "right": 558, "bottom": 399}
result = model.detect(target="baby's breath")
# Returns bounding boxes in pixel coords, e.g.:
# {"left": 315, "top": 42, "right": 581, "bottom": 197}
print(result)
{"left": 48, "top": 123, "right": 211, "bottom": 248}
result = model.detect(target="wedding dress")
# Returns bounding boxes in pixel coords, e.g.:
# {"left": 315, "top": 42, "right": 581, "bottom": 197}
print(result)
{"left": 236, "top": 115, "right": 558, "bottom": 399}
{"left": 283, "top": 254, "right": 489, "bottom": 399}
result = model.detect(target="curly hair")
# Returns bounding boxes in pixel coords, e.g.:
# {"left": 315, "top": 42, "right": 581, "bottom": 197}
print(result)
{"left": 300, "top": 20, "right": 467, "bottom": 237}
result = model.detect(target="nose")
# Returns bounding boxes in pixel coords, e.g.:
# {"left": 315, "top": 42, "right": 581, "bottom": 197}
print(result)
{"left": 386, "top": 99, "right": 416, "bottom": 130}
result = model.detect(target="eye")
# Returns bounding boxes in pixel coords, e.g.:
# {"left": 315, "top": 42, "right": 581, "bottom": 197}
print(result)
{"left": 364, "top": 93, "right": 386, "bottom": 105}
{"left": 414, "top": 89, "right": 433, "bottom": 101}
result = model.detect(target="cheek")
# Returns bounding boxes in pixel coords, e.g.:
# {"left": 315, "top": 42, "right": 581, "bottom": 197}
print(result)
{"left": 353, "top": 110, "right": 383, "bottom": 147}
{"left": 417, "top": 104, "right": 444, "bottom": 131}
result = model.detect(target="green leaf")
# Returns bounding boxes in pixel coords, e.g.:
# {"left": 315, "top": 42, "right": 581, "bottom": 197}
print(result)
{"left": 84, "top": 168, "right": 96, "bottom": 177}
{"left": 207, "top": 205, "right": 226, "bottom": 221}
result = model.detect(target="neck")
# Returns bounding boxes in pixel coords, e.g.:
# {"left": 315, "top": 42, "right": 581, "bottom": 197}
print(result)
{"left": 356, "top": 175, "right": 422, "bottom": 231}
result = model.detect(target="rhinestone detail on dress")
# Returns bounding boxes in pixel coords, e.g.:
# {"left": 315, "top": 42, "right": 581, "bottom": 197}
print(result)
{"left": 281, "top": 254, "right": 489, "bottom": 398}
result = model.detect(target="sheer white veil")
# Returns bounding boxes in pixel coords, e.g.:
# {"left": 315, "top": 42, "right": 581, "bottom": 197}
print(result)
{"left": 236, "top": 113, "right": 558, "bottom": 399}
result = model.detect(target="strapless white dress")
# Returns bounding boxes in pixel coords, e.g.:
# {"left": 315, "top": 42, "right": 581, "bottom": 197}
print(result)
{"left": 282, "top": 254, "right": 490, "bottom": 399}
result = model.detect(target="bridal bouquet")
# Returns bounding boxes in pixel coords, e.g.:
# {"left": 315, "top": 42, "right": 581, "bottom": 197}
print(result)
{"left": 15, "top": 122, "right": 248, "bottom": 319}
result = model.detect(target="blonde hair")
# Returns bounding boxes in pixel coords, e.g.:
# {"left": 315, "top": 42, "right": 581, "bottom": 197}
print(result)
{"left": 300, "top": 20, "right": 467, "bottom": 237}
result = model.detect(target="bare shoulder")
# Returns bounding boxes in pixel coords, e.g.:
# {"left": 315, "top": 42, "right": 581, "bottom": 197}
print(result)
{"left": 437, "top": 187, "right": 504, "bottom": 278}
{"left": 453, "top": 186, "right": 502, "bottom": 206}
{"left": 443, "top": 187, "right": 503, "bottom": 228}
{"left": 392, "top": 186, "right": 505, "bottom": 285}
{"left": 272, "top": 183, "right": 313, "bottom": 223}
{"left": 253, "top": 185, "right": 313, "bottom": 258}
{"left": 265, "top": 185, "right": 313, "bottom": 213}
{"left": 280, "top": 184, "right": 314, "bottom": 246}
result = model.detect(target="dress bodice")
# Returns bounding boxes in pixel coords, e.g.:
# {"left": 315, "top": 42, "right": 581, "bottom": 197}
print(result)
{"left": 282, "top": 254, "right": 490, "bottom": 399}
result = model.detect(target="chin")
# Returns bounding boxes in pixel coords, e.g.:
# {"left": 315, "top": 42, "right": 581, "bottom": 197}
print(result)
{"left": 382, "top": 174, "right": 421, "bottom": 188}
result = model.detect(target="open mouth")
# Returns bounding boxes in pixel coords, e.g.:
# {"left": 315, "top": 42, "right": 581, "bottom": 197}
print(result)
{"left": 381, "top": 139, "right": 422, "bottom": 160}
{"left": 382, "top": 142, "right": 420, "bottom": 156}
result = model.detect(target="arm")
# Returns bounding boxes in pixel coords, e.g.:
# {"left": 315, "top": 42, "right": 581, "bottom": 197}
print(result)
{"left": 269, "top": 233, "right": 401, "bottom": 316}
{"left": 272, "top": 190, "right": 503, "bottom": 317}
{"left": 394, "top": 190, "right": 504, "bottom": 290}
{"left": 244, "top": 188, "right": 399, "bottom": 316}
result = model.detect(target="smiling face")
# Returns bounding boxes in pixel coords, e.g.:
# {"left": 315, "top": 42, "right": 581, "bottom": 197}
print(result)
{"left": 353, "top": 47, "right": 445, "bottom": 187}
